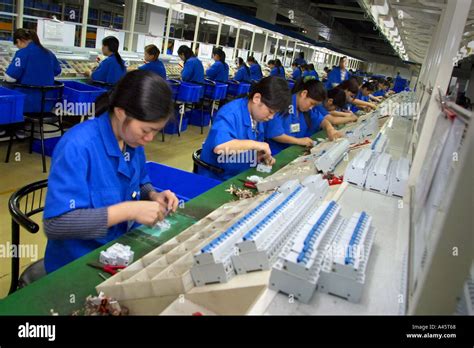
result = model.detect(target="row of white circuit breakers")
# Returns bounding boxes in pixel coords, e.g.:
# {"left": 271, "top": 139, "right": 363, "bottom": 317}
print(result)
{"left": 190, "top": 175, "right": 377, "bottom": 304}
{"left": 343, "top": 141, "right": 410, "bottom": 197}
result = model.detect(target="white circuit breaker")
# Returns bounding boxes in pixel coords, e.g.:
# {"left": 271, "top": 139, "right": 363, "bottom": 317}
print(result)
{"left": 314, "top": 139, "right": 350, "bottom": 173}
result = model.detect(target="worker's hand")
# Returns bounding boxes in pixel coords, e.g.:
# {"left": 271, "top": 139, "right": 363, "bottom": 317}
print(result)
{"left": 131, "top": 201, "right": 167, "bottom": 226}
{"left": 349, "top": 114, "right": 358, "bottom": 122}
{"left": 256, "top": 141, "right": 272, "bottom": 159}
{"left": 327, "top": 129, "right": 343, "bottom": 141}
{"left": 264, "top": 156, "right": 276, "bottom": 166}
{"left": 297, "top": 137, "right": 315, "bottom": 148}
{"left": 96, "top": 57, "right": 101, "bottom": 63}
{"left": 150, "top": 190, "right": 179, "bottom": 213}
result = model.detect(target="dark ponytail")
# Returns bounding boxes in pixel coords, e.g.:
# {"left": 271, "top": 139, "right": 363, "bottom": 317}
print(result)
{"left": 94, "top": 70, "right": 174, "bottom": 122}
{"left": 102, "top": 36, "right": 125, "bottom": 71}
{"left": 13, "top": 28, "right": 47, "bottom": 51}
{"left": 213, "top": 47, "right": 227, "bottom": 68}
{"left": 327, "top": 88, "right": 348, "bottom": 109}
{"left": 177, "top": 45, "right": 194, "bottom": 63}
{"left": 275, "top": 59, "right": 283, "bottom": 75}
{"left": 292, "top": 78, "right": 327, "bottom": 102}
{"left": 249, "top": 76, "right": 291, "bottom": 114}
{"left": 237, "top": 57, "right": 250, "bottom": 75}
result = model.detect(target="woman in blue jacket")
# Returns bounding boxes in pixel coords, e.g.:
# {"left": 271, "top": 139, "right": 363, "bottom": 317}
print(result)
{"left": 5, "top": 28, "right": 61, "bottom": 113}
{"left": 268, "top": 59, "right": 285, "bottom": 79}
{"left": 325, "top": 56, "right": 350, "bottom": 89}
{"left": 291, "top": 61, "right": 302, "bottom": 80}
{"left": 199, "top": 76, "right": 291, "bottom": 181}
{"left": 247, "top": 56, "right": 263, "bottom": 81}
{"left": 88, "top": 36, "right": 126, "bottom": 85}
{"left": 137, "top": 44, "right": 166, "bottom": 79}
{"left": 206, "top": 47, "right": 229, "bottom": 82}
{"left": 43, "top": 70, "right": 179, "bottom": 273}
{"left": 177, "top": 45, "right": 205, "bottom": 84}
{"left": 233, "top": 57, "right": 252, "bottom": 82}
{"left": 264, "top": 79, "right": 341, "bottom": 155}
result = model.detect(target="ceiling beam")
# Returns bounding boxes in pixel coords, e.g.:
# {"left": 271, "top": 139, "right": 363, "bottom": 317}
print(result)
{"left": 312, "top": 3, "right": 365, "bottom": 13}
{"left": 327, "top": 11, "right": 371, "bottom": 21}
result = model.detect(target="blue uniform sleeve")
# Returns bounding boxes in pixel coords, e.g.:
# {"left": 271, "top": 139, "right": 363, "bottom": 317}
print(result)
{"left": 137, "top": 147, "right": 152, "bottom": 185}
{"left": 206, "top": 62, "right": 220, "bottom": 80}
{"left": 308, "top": 108, "right": 325, "bottom": 134}
{"left": 52, "top": 53, "right": 61, "bottom": 76}
{"left": 181, "top": 60, "right": 192, "bottom": 81}
{"left": 234, "top": 67, "right": 244, "bottom": 81}
{"left": 264, "top": 114, "right": 286, "bottom": 139}
{"left": 91, "top": 59, "right": 109, "bottom": 82}
{"left": 44, "top": 138, "right": 91, "bottom": 219}
{"left": 206, "top": 111, "right": 237, "bottom": 150}
{"left": 326, "top": 69, "right": 338, "bottom": 89}
{"left": 158, "top": 61, "right": 167, "bottom": 80}
{"left": 5, "top": 50, "right": 26, "bottom": 80}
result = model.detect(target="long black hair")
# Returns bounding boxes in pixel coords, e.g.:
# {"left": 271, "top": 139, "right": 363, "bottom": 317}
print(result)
{"left": 13, "top": 28, "right": 47, "bottom": 51}
{"left": 177, "top": 45, "right": 194, "bottom": 62}
{"left": 249, "top": 76, "right": 291, "bottom": 114}
{"left": 337, "top": 77, "right": 359, "bottom": 95}
{"left": 361, "top": 81, "right": 377, "bottom": 93}
{"left": 327, "top": 88, "right": 348, "bottom": 109}
{"left": 274, "top": 59, "right": 283, "bottom": 75}
{"left": 95, "top": 70, "right": 174, "bottom": 122}
{"left": 102, "top": 36, "right": 125, "bottom": 70}
{"left": 213, "top": 47, "right": 228, "bottom": 68}
{"left": 237, "top": 57, "right": 250, "bottom": 75}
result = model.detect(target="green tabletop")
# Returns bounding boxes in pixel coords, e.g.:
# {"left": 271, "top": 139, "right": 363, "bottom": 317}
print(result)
{"left": 0, "top": 130, "right": 327, "bottom": 315}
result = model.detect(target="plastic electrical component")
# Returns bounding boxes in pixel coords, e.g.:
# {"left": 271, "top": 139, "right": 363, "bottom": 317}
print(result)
{"left": 345, "top": 123, "right": 366, "bottom": 145}
{"left": 190, "top": 181, "right": 300, "bottom": 286}
{"left": 232, "top": 175, "right": 329, "bottom": 275}
{"left": 365, "top": 152, "right": 392, "bottom": 194}
{"left": 268, "top": 200, "right": 344, "bottom": 303}
{"left": 256, "top": 163, "right": 273, "bottom": 173}
{"left": 314, "top": 139, "right": 350, "bottom": 174}
{"left": 371, "top": 133, "right": 389, "bottom": 153}
{"left": 344, "top": 148, "right": 375, "bottom": 188}
{"left": 318, "top": 211, "right": 376, "bottom": 303}
{"left": 100, "top": 243, "right": 134, "bottom": 267}
{"left": 387, "top": 157, "right": 410, "bottom": 197}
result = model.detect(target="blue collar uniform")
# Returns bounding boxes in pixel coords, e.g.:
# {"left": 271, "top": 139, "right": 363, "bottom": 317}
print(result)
{"left": 310, "top": 104, "right": 328, "bottom": 133}
{"left": 294, "top": 58, "right": 307, "bottom": 66}
{"left": 351, "top": 91, "right": 369, "bottom": 113}
{"left": 206, "top": 61, "right": 229, "bottom": 82}
{"left": 234, "top": 66, "right": 251, "bottom": 82}
{"left": 138, "top": 59, "right": 167, "bottom": 80}
{"left": 43, "top": 114, "right": 151, "bottom": 273}
{"left": 264, "top": 94, "right": 310, "bottom": 155}
{"left": 6, "top": 42, "right": 61, "bottom": 113}
{"left": 325, "top": 66, "right": 349, "bottom": 89}
{"left": 292, "top": 68, "right": 302, "bottom": 80}
{"left": 91, "top": 55, "right": 126, "bottom": 84}
{"left": 199, "top": 98, "right": 264, "bottom": 181}
{"left": 270, "top": 67, "right": 285, "bottom": 79}
{"left": 249, "top": 63, "right": 263, "bottom": 81}
{"left": 181, "top": 56, "right": 205, "bottom": 83}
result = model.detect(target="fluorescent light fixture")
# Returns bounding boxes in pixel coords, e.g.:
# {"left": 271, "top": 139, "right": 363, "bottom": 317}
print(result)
{"left": 372, "top": 0, "right": 389, "bottom": 16}
{"left": 202, "top": 20, "right": 219, "bottom": 26}
{"left": 383, "top": 16, "right": 395, "bottom": 29}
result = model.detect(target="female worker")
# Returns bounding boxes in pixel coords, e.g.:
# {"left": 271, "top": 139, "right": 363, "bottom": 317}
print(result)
{"left": 318, "top": 88, "right": 357, "bottom": 126}
{"left": 325, "top": 56, "right": 350, "bottom": 89}
{"left": 177, "top": 45, "right": 205, "bottom": 83}
{"left": 206, "top": 47, "right": 229, "bottom": 82}
{"left": 88, "top": 36, "right": 126, "bottom": 85}
{"left": 199, "top": 76, "right": 292, "bottom": 181}
{"left": 268, "top": 59, "right": 285, "bottom": 79}
{"left": 305, "top": 64, "right": 319, "bottom": 80}
{"left": 5, "top": 28, "right": 61, "bottom": 114}
{"left": 291, "top": 61, "right": 302, "bottom": 80}
{"left": 264, "top": 79, "right": 341, "bottom": 155}
{"left": 247, "top": 56, "right": 263, "bottom": 81}
{"left": 233, "top": 57, "right": 252, "bottom": 83}
{"left": 43, "top": 71, "right": 179, "bottom": 273}
{"left": 137, "top": 44, "right": 166, "bottom": 80}
{"left": 350, "top": 81, "right": 378, "bottom": 113}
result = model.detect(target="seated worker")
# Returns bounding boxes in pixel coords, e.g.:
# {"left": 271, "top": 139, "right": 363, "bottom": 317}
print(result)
{"left": 88, "top": 36, "right": 126, "bottom": 85}
{"left": 304, "top": 64, "right": 319, "bottom": 80}
{"left": 325, "top": 56, "right": 350, "bottom": 89}
{"left": 247, "top": 56, "right": 263, "bottom": 81}
{"left": 268, "top": 59, "right": 285, "bottom": 79}
{"left": 318, "top": 88, "right": 358, "bottom": 126}
{"left": 43, "top": 71, "right": 179, "bottom": 273}
{"left": 264, "top": 79, "right": 341, "bottom": 155}
{"left": 206, "top": 47, "right": 229, "bottom": 82}
{"left": 233, "top": 57, "right": 252, "bottom": 83}
{"left": 291, "top": 61, "right": 302, "bottom": 80}
{"left": 137, "top": 44, "right": 166, "bottom": 80}
{"left": 5, "top": 28, "right": 61, "bottom": 114}
{"left": 294, "top": 52, "right": 307, "bottom": 67}
{"left": 372, "top": 78, "right": 387, "bottom": 97}
{"left": 177, "top": 45, "right": 205, "bottom": 83}
{"left": 351, "top": 81, "right": 378, "bottom": 113}
{"left": 199, "top": 76, "right": 292, "bottom": 181}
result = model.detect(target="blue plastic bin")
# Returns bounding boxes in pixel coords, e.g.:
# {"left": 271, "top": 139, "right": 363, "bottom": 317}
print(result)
{"left": 0, "top": 87, "right": 26, "bottom": 125}
{"left": 187, "top": 109, "right": 211, "bottom": 127}
{"left": 204, "top": 82, "right": 228, "bottom": 100}
{"left": 62, "top": 80, "right": 105, "bottom": 104}
{"left": 227, "top": 81, "right": 251, "bottom": 96}
{"left": 167, "top": 79, "right": 181, "bottom": 99}
{"left": 164, "top": 110, "right": 188, "bottom": 134}
{"left": 146, "top": 162, "right": 221, "bottom": 202}
{"left": 176, "top": 82, "right": 203, "bottom": 103}
{"left": 32, "top": 136, "right": 61, "bottom": 157}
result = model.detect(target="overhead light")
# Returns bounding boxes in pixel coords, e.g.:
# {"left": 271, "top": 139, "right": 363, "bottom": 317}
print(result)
{"left": 372, "top": 0, "right": 389, "bottom": 16}
{"left": 383, "top": 16, "right": 395, "bottom": 29}
{"left": 202, "top": 20, "right": 219, "bottom": 26}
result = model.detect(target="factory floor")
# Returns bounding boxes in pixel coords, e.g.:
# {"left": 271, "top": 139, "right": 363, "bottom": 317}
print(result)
{"left": 0, "top": 125, "right": 208, "bottom": 299}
